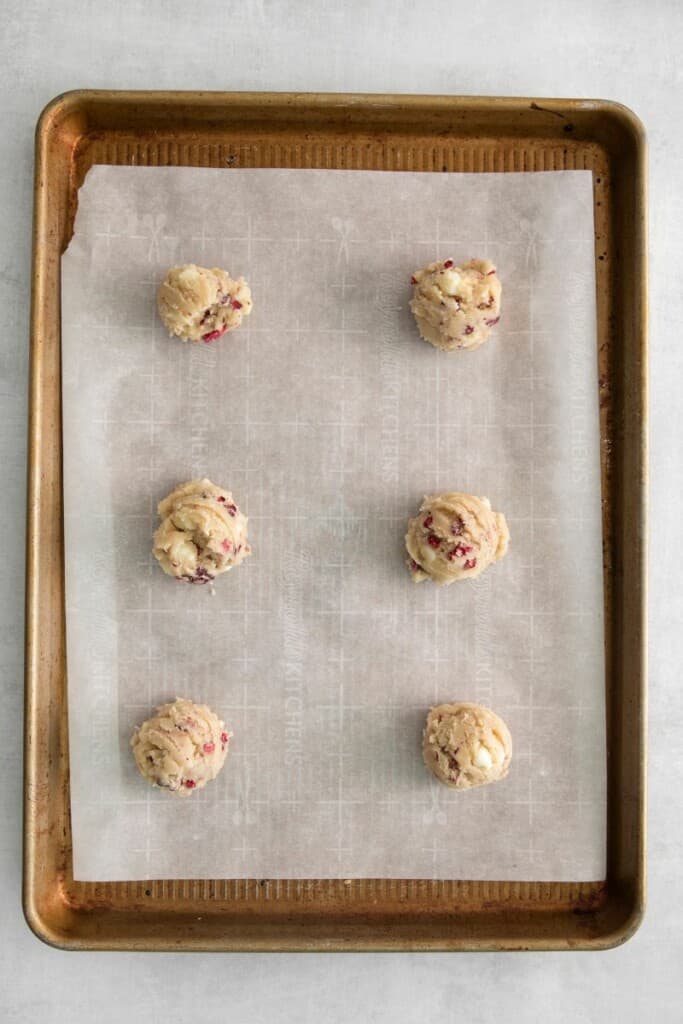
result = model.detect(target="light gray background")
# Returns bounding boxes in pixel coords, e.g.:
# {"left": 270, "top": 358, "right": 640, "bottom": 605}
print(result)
{"left": 1, "top": 1, "right": 678, "bottom": 1021}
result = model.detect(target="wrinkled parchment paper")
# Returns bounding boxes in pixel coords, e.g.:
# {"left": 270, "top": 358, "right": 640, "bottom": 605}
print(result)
{"left": 62, "top": 166, "right": 605, "bottom": 881}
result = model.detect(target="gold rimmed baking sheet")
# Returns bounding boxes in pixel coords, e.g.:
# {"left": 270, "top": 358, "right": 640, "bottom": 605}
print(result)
{"left": 24, "top": 91, "right": 646, "bottom": 950}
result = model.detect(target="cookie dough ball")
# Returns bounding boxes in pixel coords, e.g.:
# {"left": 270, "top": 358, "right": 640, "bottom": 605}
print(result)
{"left": 423, "top": 703, "right": 512, "bottom": 790}
{"left": 153, "top": 478, "right": 251, "bottom": 584}
{"left": 409, "top": 257, "right": 501, "bottom": 352}
{"left": 406, "top": 492, "right": 509, "bottom": 585}
{"left": 131, "top": 697, "right": 231, "bottom": 795}
{"left": 157, "top": 263, "right": 252, "bottom": 343}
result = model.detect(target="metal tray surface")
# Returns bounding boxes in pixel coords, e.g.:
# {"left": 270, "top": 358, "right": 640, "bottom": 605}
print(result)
{"left": 24, "top": 91, "right": 647, "bottom": 951}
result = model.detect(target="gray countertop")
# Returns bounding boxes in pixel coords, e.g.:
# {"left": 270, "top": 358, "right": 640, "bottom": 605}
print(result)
{"left": 2, "top": 1, "right": 678, "bottom": 1020}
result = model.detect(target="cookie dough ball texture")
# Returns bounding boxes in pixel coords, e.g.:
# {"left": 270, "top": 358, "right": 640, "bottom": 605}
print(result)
{"left": 157, "top": 263, "right": 252, "bottom": 343}
{"left": 131, "top": 697, "right": 231, "bottom": 795}
{"left": 410, "top": 257, "right": 501, "bottom": 352}
{"left": 153, "top": 478, "right": 251, "bottom": 584}
{"left": 406, "top": 492, "right": 509, "bottom": 585}
{"left": 423, "top": 703, "right": 512, "bottom": 790}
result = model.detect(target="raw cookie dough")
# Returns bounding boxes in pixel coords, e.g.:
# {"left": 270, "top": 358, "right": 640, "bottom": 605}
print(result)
{"left": 157, "top": 263, "right": 252, "bottom": 343}
{"left": 409, "top": 257, "right": 501, "bottom": 352}
{"left": 153, "top": 478, "right": 251, "bottom": 584}
{"left": 422, "top": 702, "right": 512, "bottom": 790}
{"left": 405, "top": 492, "right": 509, "bottom": 585}
{"left": 131, "top": 697, "right": 231, "bottom": 795}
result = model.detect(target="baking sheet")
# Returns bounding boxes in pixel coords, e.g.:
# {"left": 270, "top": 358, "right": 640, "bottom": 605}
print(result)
{"left": 61, "top": 165, "right": 606, "bottom": 881}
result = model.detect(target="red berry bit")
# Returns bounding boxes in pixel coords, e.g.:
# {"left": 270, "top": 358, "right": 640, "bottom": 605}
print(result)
{"left": 220, "top": 731, "right": 229, "bottom": 749}
{"left": 451, "top": 517, "right": 464, "bottom": 536}
{"left": 202, "top": 326, "right": 228, "bottom": 342}
{"left": 184, "top": 779, "right": 196, "bottom": 789}
{"left": 410, "top": 275, "right": 417, "bottom": 285}
{"left": 409, "top": 558, "right": 422, "bottom": 574}
{"left": 443, "top": 259, "right": 454, "bottom": 269}
{"left": 423, "top": 515, "right": 433, "bottom": 529}
{"left": 217, "top": 495, "right": 238, "bottom": 517}
{"left": 426, "top": 533, "right": 441, "bottom": 549}
{"left": 463, "top": 325, "right": 474, "bottom": 336}
{"left": 453, "top": 542, "right": 473, "bottom": 557}
{"left": 203, "top": 742, "right": 215, "bottom": 755}
{"left": 230, "top": 298, "right": 243, "bottom": 310}
{"left": 221, "top": 538, "right": 232, "bottom": 552}
{"left": 464, "top": 558, "right": 477, "bottom": 570}
{"left": 484, "top": 316, "right": 500, "bottom": 327}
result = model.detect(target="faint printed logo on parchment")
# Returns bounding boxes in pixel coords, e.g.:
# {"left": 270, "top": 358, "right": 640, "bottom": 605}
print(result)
{"left": 281, "top": 550, "right": 312, "bottom": 773}
{"left": 330, "top": 217, "right": 355, "bottom": 265}
{"left": 131, "top": 212, "right": 179, "bottom": 264}
{"left": 90, "top": 662, "right": 116, "bottom": 771}
{"left": 568, "top": 341, "right": 592, "bottom": 489}
{"left": 423, "top": 784, "right": 447, "bottom": 827}
{"left": 519, "top": 215, "right": 540, "bottom": 269}
{"left": 375, "top": 273, "right": 402, "bottom": 488}
{"left": 232, "top": 765, "right": 258, "bottom": 828}
{"left": 473, "top": 573, "right": 494, "bottom": 707}
{"left": 188, "top": 347, "right": 218, "bottom": 474}
{"left": 318, "top": 496, "right": 366, "bottom": 545}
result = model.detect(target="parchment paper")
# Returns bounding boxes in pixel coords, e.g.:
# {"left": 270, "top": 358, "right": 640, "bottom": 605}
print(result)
{"left": 62, "top": 166, "right": 606, "bottom": 881}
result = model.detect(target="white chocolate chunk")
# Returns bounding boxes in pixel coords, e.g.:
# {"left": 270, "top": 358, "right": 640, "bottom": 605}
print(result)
{"left": 473, "top": 745, "right": 492, "bottom": 769}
